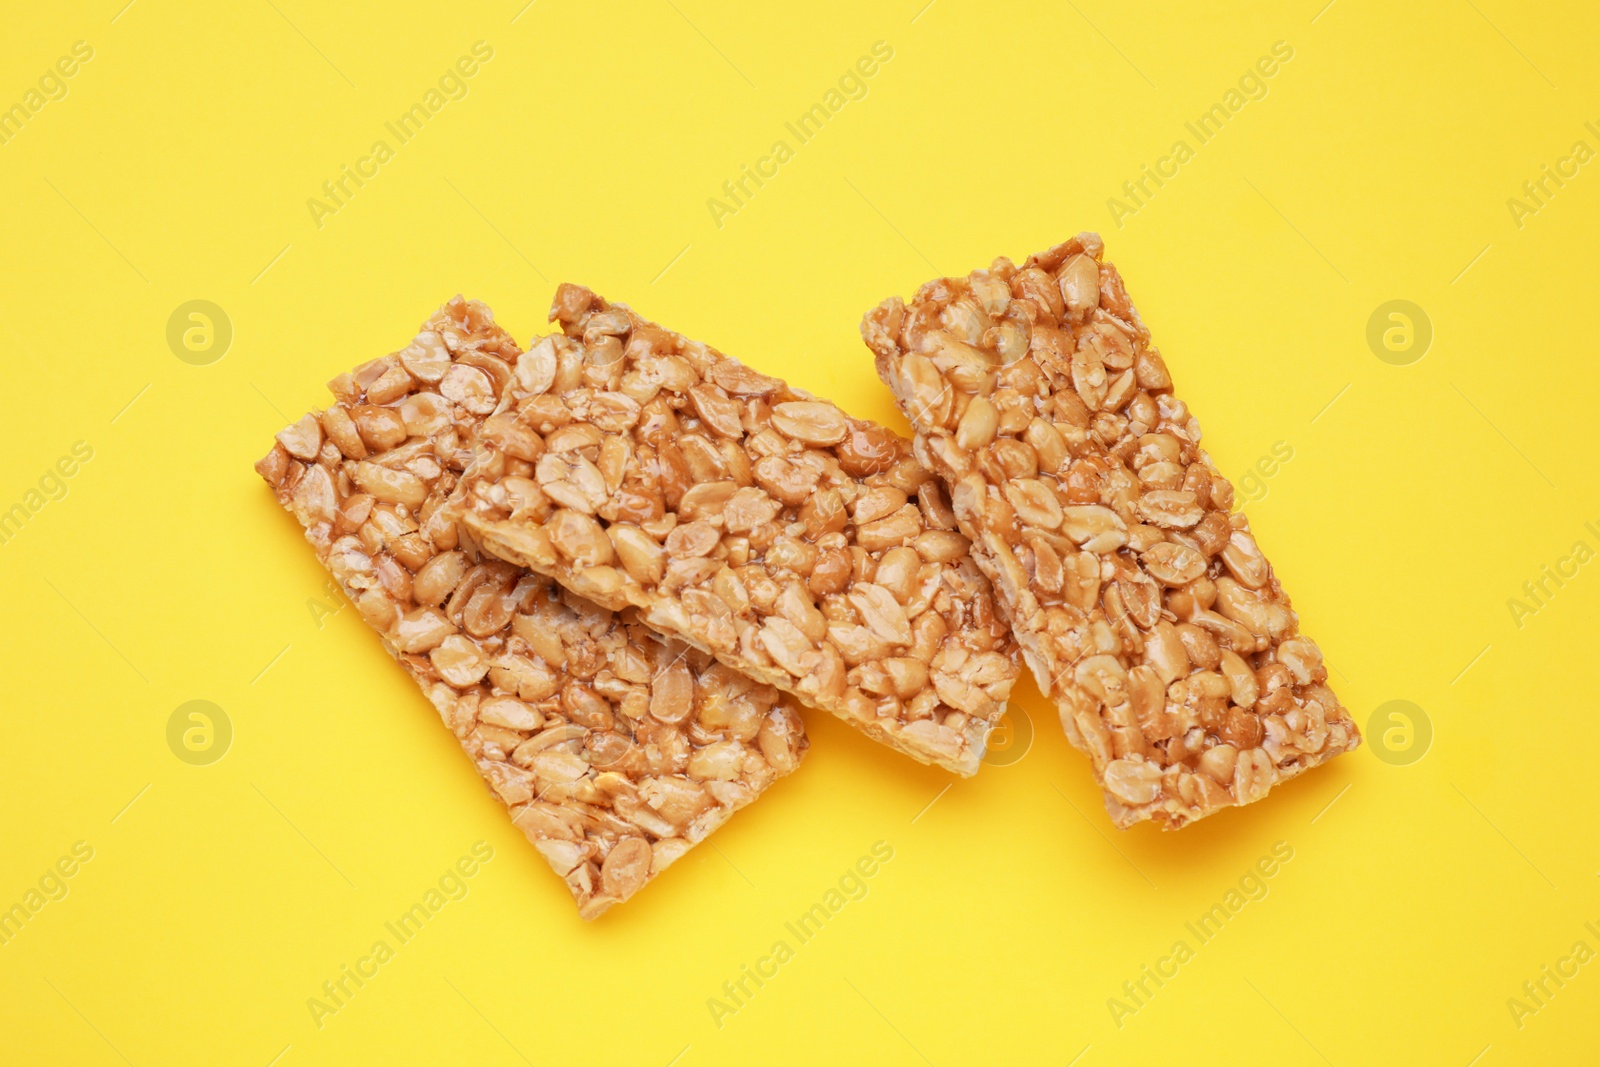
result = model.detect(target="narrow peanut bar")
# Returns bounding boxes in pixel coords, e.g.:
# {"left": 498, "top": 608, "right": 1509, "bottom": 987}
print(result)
{"left": 457, "top": 284, "right": 1020, "bottom": 775}
{"left": 255, "top": 297, "right": 806, "bottom": 919}
{"left": 862, "top": 234, "right": 1359, "bottom": 828}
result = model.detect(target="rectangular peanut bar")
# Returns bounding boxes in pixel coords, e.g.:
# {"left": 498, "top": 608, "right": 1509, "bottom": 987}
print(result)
{"left": 254, "top": 297, "right": 807, "bottom": 919}
{"left": 862, "top": 234, "right": 1359, "bottom": 828}
{"left": 456, "top": 284, "right": 1021, "bottom": 775}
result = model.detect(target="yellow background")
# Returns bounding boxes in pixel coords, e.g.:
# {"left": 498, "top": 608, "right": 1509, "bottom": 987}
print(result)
{"left": 3, "top": 1, "right": 1596, "bottom": 1063}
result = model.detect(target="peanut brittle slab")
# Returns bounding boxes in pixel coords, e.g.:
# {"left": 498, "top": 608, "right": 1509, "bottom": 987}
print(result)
{"left": 255, "top": 297, "right": 806, "bottom": 918}
{"left": 862, "top": 234, "right": 1359, "bottom": 828}
{"left": 457, "top": 284, "right": 1020, "bottom": 775}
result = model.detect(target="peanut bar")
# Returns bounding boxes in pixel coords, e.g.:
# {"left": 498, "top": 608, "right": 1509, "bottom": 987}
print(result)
{"left": 457, "top": 284, "right": 1021, "bottom": 775}
{"left": 861, "top": 234, "right": 1359, "bottom": 828}
{"left": 255, "top": 297, "right": 807, "bottom": 918}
